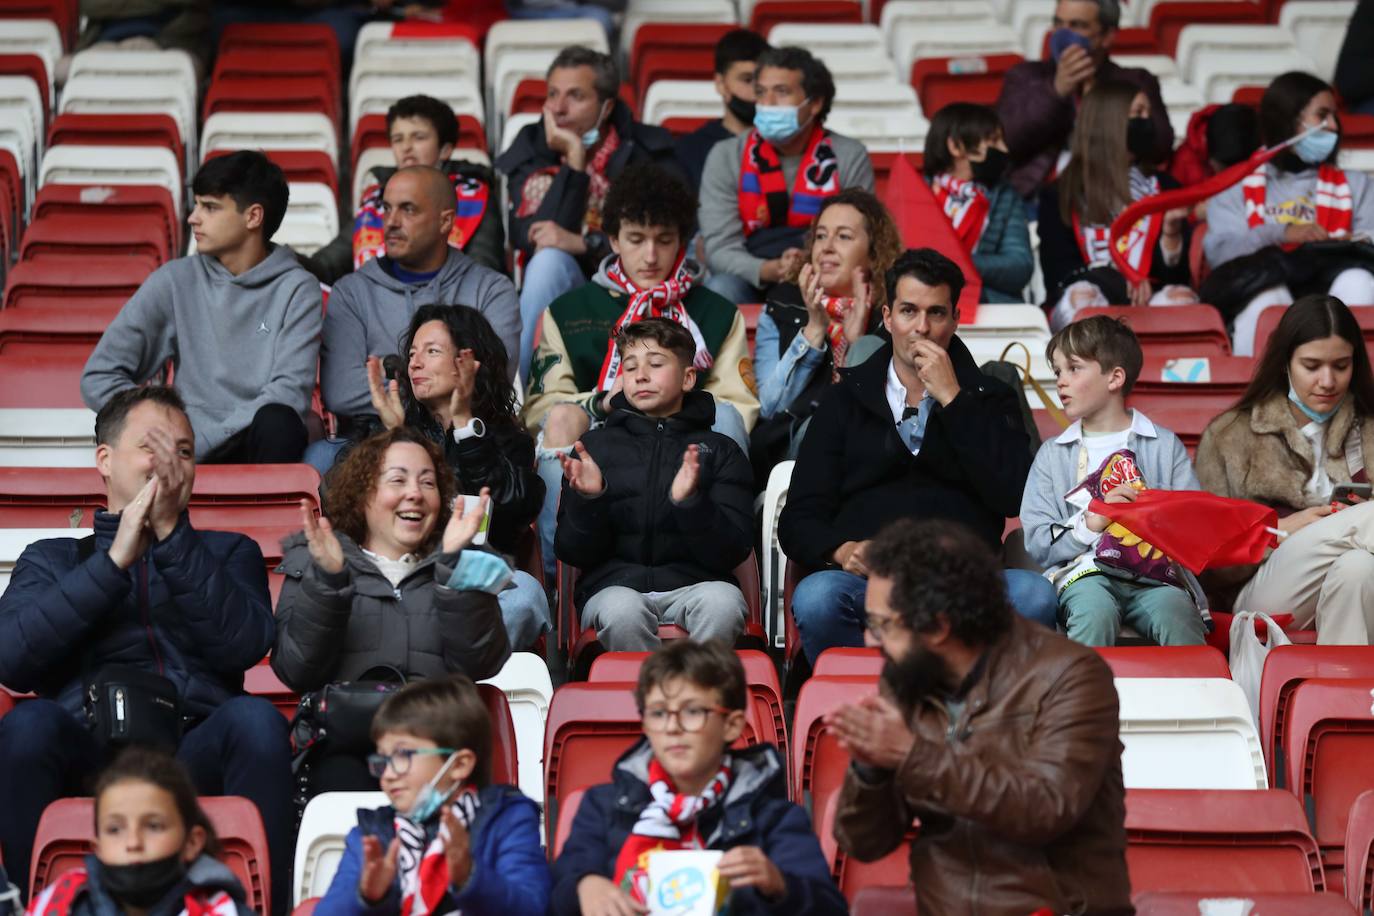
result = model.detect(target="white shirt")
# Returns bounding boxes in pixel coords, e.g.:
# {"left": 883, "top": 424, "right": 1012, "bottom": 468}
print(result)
{"left": 1054, "top": 409, "right": 1158, "bottom": 546}
{"left": 1301, "top": 418, "right": 1332, "bottom": 506}
{"left": 1083, "top": 427, "right": 1132, "bottom": 476}
{"left": 361, "top": 548, "right": 420, "bottom": 587}
{"left": 885, "top": 359, "right": 933, "bottom": 455}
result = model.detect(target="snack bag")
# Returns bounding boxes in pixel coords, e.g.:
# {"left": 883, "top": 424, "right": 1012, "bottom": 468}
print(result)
{"left": 646, "top": 850, "right": 729, "bottom": 916}
{"left": 1065, "top": 449, "right": 1180, "bottom": 586}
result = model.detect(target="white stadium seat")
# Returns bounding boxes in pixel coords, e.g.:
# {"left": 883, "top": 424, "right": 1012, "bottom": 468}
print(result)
{"left": 0, "top": 19, "right": 60, "bottom": 89}
{"left": 892, "top": 23, "right": 1020, "bottom": 85}
{"left": 760, "top": 460, "right": 794, "bottom": 650}
{"left": 293, "top": 791, "right": 387, "bottom": 906}
{"left": 0, "top": 409, "right": 97, "bottom": 468}
{"left": 59, "top": 75, "right": 197, "bottom": 164}
{"left": 39, "top": 145, "right": 182, "bottom": 214}
{"left": 641, "top": 80, "right": 721, "bottom": 126}
{"left": 621, "top": 0, "right": 738, "bottom": 54}
{"left": 354, "top": 20, "right": 480, "bottom": 70}
{"left": 1278, "top": 0, "right": 1355, "bottom": 80}
{"left": 351, "top": 76, "right": 484, "bottom": 140}
{"left": 200, "top": 112, "right": 339, "bottom": 171}
{"left": 66, "top": 49, "right": 197, "bottom": 91}
{"left": 485, "top": 18, "right": 608, "bottom": 105}
{"left": 480, "top": 652, "right": 554, "bottom": 805}
{"left": 767, "top": 23, "right": 886, "bottom": 57}
{"left": 1115, "top": 678, "right": 1268, "bottom": 790}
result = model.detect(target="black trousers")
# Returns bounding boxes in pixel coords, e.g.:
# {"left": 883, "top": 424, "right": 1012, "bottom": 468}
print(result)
{"left": 202, "top": 403, "right": 309, "bottom": 464}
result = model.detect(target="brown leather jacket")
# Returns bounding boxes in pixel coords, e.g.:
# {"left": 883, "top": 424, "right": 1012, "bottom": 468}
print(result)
{"left": 833, "top": 615, "right": 1133, "bottom": 916}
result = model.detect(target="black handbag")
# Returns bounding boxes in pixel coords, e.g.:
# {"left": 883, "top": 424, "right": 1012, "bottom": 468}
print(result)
{"left": 289, "top": 665, "right": 407, "bottom": 765}
{"left": 84, "top": 664, "right": 183, "bottom": 753}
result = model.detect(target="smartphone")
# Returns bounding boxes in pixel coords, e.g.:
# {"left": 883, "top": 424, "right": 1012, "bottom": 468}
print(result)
{"left": 1049, "top": 27, "right": 1093, "bottom": 61}
{"left": 1331, "top": 482, "right": 1372, "bottom": 506}
{"left": 459, "top": 493, "right": 492, "bottom": 546}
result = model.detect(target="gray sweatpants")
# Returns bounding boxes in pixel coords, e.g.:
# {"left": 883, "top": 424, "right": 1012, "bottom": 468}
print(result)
{"left": 581, "top": 582, "right": 748, "bottom": 651}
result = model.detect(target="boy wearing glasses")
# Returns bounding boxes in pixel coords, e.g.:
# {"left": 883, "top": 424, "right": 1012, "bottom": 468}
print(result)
{"left": 551, "top": 640, "right": 846, "bottom": 915}
{"left": 317, "top": 676, "right": 550, "bottom": 916}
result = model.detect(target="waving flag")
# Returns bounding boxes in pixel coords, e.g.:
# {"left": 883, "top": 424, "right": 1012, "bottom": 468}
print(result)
{"left": 1088, "top": 489, "right": 1279, "bottom": 574}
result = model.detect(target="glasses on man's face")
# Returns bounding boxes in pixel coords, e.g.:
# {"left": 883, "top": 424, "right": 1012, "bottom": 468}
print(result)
{"left": 865, "top": 614, "right": 904, "bottom": 639}
{"left": 642, "top": 705, "right": 732, "bottom": 733}
{"left": 366, "top": 747, "right": 456, "bottom": 778}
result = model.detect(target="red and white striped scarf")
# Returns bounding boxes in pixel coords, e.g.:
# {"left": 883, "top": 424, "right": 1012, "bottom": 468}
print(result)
{"left": 932, "top": 174, "right": 991, "bottom": 254}
{"left": 1243, "top": 163, "right": 1353, "bottom": 239}
{"left": 820, "top": 293, "right": 854, "bottom": 382}
{"left": 1073, "top": 170, "right": 1162, "bottom": 275}
{"left": 394, "top": 790, "right": 481, "bottom": 916}
{"left": 597, "top": 252, "right": 713, "bottom": 391}
{"left": 612, "top": 756, "right": 733, "bottom": 906}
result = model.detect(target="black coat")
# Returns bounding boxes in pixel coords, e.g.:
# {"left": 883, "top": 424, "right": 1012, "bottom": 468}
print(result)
{"left": 779, "top": 338, "right": 1031, "bottom": 570}
{"left": 494, "top": 100, "right": 680, "bottom": 276}
{"left": 554, "top": 390, "right": 754, "bottom": 606}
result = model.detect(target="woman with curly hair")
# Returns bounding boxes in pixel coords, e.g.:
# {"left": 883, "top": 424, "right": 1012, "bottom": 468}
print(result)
{"left": 366, "top": 304, "right": 550, "bottom": 650}
{"left": 750, "top": 189, "right": 902, "bottom": 472}
{"left": 271, "top": 427, "right": 511, "bottom": 794}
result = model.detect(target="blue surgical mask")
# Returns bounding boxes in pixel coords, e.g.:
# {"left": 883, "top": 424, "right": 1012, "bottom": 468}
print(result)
{"left": 1289, "top": 382, "right": 1345, "bottom": 424}
{"left": 581, "top": 101, "right": 610, "bottom": 149}
{"left": 406, "top": 751, "right": 461, "bottom": 824}
{"left": 1294, "top": 126, "right": 1338, "bottom": 164}
{"left": 754, "top": 100, "right": 811, "bottom": 144}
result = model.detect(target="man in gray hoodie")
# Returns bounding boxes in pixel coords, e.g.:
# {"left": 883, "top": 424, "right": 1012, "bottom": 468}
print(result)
{"left": 309, "top": 165, "right": 521, "bottom": 473}
{"left": 81, "top": 150, "right": 323, "bottom": 463}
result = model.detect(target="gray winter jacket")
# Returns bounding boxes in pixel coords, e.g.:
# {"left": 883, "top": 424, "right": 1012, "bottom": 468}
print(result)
{"left": 320, "top": 248, "right": 520, "bottom": 422}
{"left": 270, "top": 533, "right": 510, "bottom": 693}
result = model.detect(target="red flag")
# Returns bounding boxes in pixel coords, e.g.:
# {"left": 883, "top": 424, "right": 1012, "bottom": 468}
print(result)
{"left": 884, "top": 152, "right": 981, "bottom": 322}
{"left": 1088, "top": 489, "right": 1278, "bottom": 574}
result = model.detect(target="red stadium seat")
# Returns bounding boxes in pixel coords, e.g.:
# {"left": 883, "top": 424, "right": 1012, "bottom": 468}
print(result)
{"left": 0, "top": 53, "right": 49, "bottom": 122}
{"left": 20, "top": 213, "right": 172, "bottom": 265}
{"left": 32, "top": 184, "right": 180, "bottom": 259}
{"left": 551, "top": 787, "right": 585, "bottom": 860}
{"left": 793, "top": 675, "right": 876, "bottom": 831}
{"left": 204, "top": 149, "right": 338, "bottom": 194}
{"left": 1282, "top": 678, "right": 1374, "bottom": 883}
{"left": 218, "top": 23, "right": 340, "bottom": 79}
{"left": 629, "top": 23, "right": 733, "bottom": 93}
{"left": 1125, "top": 788, "right": 1326, "bottom": 895}
{"left": 812, "top": 648, "right": 882, "bottom": 678}
{"left": 31, "top": 796, "right": 272, "bottom": 913}
{"left": 750, "top": 0, "right": 863, "bottom": 32}
{"left": 1095, "top": 646, "right": 1231, "bottom": 679}
{"left": 850, "top": 886, "right": 918, "bottom": 916}
{"left": 818, "top": 794, "right": 914, "bottom": 904}
{"left": 0, "top": 465, "right": 321, "bottom": 529}
{"left": 0, "top": 303, "right": 114, "bottom": 357}
{"left": 1134, "top": 892, "right": 1355, "bottom": 914}
{"left": 869, "top": 151, "right": 924, "bottom": 202}
{"left": 243, "top": 663, "right": 298, "bottom": 719}
{"left": 1077, "top": 306, "right": 1231, "bottom": 359}
{"left": 211, "top": 48, "right": 340, "bottom": 97}
{"left": 1258, "top": 646, "right": 1374, "bottom": 788}
{"left": 3, "top": 255, "right": 155, "bottom": 310}
{"left": 1255, "top": 305, "right": 1374, "bottom": 358}
{"left": 588, "top": 649, "right": 788, "bottom": 769}
{"left": 911, "top": 53, "right": 1023, "bottom": 114}
{"left": 1147, "top": 0, "right": 1268, "bottom": 57}
{"left": 1129, "top": 403, "right": 1219, "bottom": 456}
{"left": 1345, "top": 789, "right": 1374, "bottom": 913}
{"left": 204, "top": 75, "right": 340, "bottom": 127}
{"left": 478, "top": 683, "right": 520, "bottom": 788}
{"left": 46, "top": 113, "right": 185, "bottom": 176}
{"left": 0, "top": 0, "right": 77, "bottom": 49}
{"left": 636, "top": 48, "right": 718, "bottom": 109}
{"left": 0, "top": 352, "right": 87, "bottom": 407}
{"left": 1131, "top": 353, "right": 1254, "bottom": 398}
{"left": 658, "top": 116, "right": 713, "bottom": 138}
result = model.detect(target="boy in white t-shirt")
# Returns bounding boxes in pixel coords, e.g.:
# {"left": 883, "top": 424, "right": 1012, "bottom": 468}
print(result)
{"left": 1020, "top": 315, "right": 1209, "bottom": 645}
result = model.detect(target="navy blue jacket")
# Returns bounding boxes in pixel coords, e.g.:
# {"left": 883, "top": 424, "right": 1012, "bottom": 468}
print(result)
{"left": 0, "top": 510, "right": 274, "bottom": 719}
{"left": 316, "top": 784, "right": 550, "bottom": 916}
{"left": 550, "top": 740, "right": 846, "bottom": 916}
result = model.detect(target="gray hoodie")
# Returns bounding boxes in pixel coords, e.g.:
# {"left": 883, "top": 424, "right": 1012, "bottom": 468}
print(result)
{"left": 321, "top": 248, "right": 521, "bottom": 419}
{"left": 80, "top": 246, "right": 323, "bottom": 458}
{"left": 1204, "top": 162, "right": 1374, "bottom": 266}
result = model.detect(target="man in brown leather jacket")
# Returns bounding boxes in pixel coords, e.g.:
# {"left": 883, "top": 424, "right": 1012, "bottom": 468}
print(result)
{"left": 827, "top": 518, "right": 1133, "bottom": 916}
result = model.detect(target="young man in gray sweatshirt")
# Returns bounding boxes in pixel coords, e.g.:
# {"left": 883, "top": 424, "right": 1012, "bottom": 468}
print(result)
{"left": 309, "top": 165, "right": 520, "bottom": 474}
{"left": 81, "top": 150, "right": 323, "bottom": 463}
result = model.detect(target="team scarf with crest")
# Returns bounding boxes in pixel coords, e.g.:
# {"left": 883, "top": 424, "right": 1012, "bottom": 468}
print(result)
{"left": 819, "top": 293, "right": 856, "bottom": 382}
{"left": 737, "top": 126, "right": 841, "bottom": 236}
{"left": 1242, "top": 163, "right": 1353, "bottom": 240}
{"left": 393, "top": 789, "right": 481, "bottom": 916}
{"left": 353, "top": 171, "right": 488, "bottom": 269}
{"left": 1073, "top": 169, "right": 1162, "bottom": 276}
{"left": 932, "top": 173, "right": 991, "bottom": 254}
{"left": 596, "top": 250, "right": 713, "bottom": 391}
{"left": 27, "top": 869, "right": 239, "bottom": 916}
{"left": 612, "top": 756, "right": 733, "bottom": 906}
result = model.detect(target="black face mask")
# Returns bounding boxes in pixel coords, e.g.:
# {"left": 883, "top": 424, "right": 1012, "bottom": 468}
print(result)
{"left": 1126, "top": 116, "right": 1157, "bottom": 161}
{"left": 726, "top": 95, "right": 756, "bottom": 125}
{"left": 970, "top": 146, "right": 1009, "bottom": 186}
{"left": 100, "top": 852, "right": 188, "bottom": 909}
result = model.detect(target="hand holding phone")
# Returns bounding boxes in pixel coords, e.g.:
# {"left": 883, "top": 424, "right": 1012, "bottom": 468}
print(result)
{"left": 1331, "top": 482, "right": 1372, "bottom": 507}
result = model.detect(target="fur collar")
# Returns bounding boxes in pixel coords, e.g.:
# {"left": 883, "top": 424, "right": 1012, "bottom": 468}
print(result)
{"left": 1249, "top": 392, "right": 1359, "bottom": 472}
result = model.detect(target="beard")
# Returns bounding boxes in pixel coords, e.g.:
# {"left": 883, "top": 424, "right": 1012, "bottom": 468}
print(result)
{"left": 880, "top": 642, "right": 955, "bottom": 717}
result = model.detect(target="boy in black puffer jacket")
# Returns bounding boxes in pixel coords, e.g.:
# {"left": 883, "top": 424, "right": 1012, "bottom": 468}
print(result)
{"left": 555, "top": 318, "right": 754, "bottom": 652}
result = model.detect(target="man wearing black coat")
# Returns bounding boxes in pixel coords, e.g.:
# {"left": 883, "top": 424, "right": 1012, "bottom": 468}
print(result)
{"left": 780, "top": 249, "right": 1059, "bottom": 664}
{"left": 0, "top": 387, "right": 292, "bottom": 913}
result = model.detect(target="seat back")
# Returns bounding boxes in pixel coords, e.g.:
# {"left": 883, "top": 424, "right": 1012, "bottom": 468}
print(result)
{"left": 850, "top": 886, "right": 918, "bottom": 915}
{"left": 1345, "top": 789, "right": 1374, "bottom": 913}
{"left": 793, "top": 676, "right": 874, "bottom": 828}
{"left": 551, "top": 788, "right": 585, "bottom": 861}
{"left": 478, "top": 652, "right": 553, "bottom": 805}
{"left": 812, "top": 648, "right": 882, "bottom": 678}
{"left": 478, "top": 684, "right": 519, "bottom": 788}
{"left": 1115, "top": 678, "right": 1266, "bottom": 789}
{"left": 292, "top": 791, "right": 387, "bottom": 906}
{"left": 1133, "top": 891, "right": 1357, "bottom": 914}
{"left": 1126, "top": 788, "right": 1325, "bottom": 895}
{"left": 1095, "top": 646, "right": 1230, "bottom": 679}
{"left": 818, "top": 794, "right": 913, "bottom": 905}
{"left": 1077, "top": 306, "right": 1231, "bottom": 358}
{"left": 1259, "top": 645, "right": 1374, "bottom": 786}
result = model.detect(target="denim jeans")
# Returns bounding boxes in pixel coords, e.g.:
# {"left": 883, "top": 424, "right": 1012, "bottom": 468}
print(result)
{"left": 519, "top": 248, "right": 586, "bottom": 381}
{"left": 791, "top": 568, "right": 1059, "bottom": 663}
{"left": 303, "top": 435, "right": 350, "bottom": 480}
{"left": 501, "top": 570, "right": 552, "bottom": 650}
{"left": 0, "top": 696, "right": 293, "bottom": 914}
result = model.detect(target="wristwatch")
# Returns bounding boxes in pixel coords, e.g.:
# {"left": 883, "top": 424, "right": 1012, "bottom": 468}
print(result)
{"left": 452, "top": 417, "right": 485, "bottom": 443}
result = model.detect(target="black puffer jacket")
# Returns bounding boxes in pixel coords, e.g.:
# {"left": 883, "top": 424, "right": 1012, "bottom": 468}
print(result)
{"left": 554, "top": 391, "right": 753, "bottom": 607}
{"left": 271, "top": 533, "right": 510, "bottom": 692}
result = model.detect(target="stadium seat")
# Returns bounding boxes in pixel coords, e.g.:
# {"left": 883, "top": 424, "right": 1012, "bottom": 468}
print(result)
{"left": 1282, "top": 677, "right": 1374, "bottom": 883}
{"left": 1258, "top": 645, "right": 1374, "bottom": 789}
{"left": 32, "top": 183, "right": 179, "bottom": 259}
{"left": 0, "top": 72, "right": 42, "bottom": 152}
{"left": 0, "top": 526, "right": 92, "bottom": 593}
{"left": 57, "top": 76, "right": 194, "bottom": 162}
{"left": 869, "top": 151, "right": 924, "bottom": 200}
{"left": 1076, "top": 306, "right": 1231, "bottom": 359}
{"left": 1345, "top": 789, "right": 1374, "bottom": 914}
{"left": 479, "top": 683, "right": 521, "bottom": 789}
{"left": 351, "top": 76, "right": 483, "bottom": 141}
{"left": 1125, "top": 788, "right": 1326, "bottom": 895}
{"left": 812, "top": 648, "right": 882, "bottom": 678}
{"left": 1255, "top": 304, "right": 1374, "bottom": 359}
{"left": 243, "top": 663, "right": 298, "bottom": 719}
{"left": 760, "top": 459, "right": 793, "bottom": 650}
{"left": 817, "top": 793, "right": 914, "bottom": 904}
{"left": 1130, "top": 353, "right": 1254, "bottom": 399}
{"left": 478, "top": 651, "right": 554, "bottom": 804}
{"left": 912, "top": 52, "right": 1024, "bottom": 112}
{"left": 30, "top": 796, "right": 272, "bottom": 913}
{"left": 200, "top": 113, "right": 339, "bottom": 173}
{"left": 0, "top": 351, "right": 87, "bottom": 407}
{"left": 629, "top": 22, "right": 734, "bottom": 95}
{"left": 205, "top": 75, "right": 340, "bottom": 128}
{"left": 354, "top": 20, "right": 478, "bottom": 68}
{"left": 1115, "top": 677, "right": 1266, "bottom": 789}
{"left": 20, "top": 212, "right": 171, "bottom": 264}
{"left": 66, "top": 48, "right": 196, "bottom": 96}
{"left": 749, "top": 0, "right": 863, "bottom": 32}
{"left": 891, "top": 23, "right": 1019, "bottom": 92}
{"left": 0, "top": 52, "right": 48, "bottom": 119}
{"left": 640, "top": 79, "right": 720, "bottom": 128}
{"left": 293, "top": 791, "right": 387, "bottom": 906}
{"left": 551, "top": 787, "right": 585, "bottom": 860}
{"left": 1190, "top": 46, "right": 1317, "bottom": 105}
{"left": 1279, "top": 0, "right": 1357, "bottom": 81}
{"left": 768, "top": 22, "right": 885, "bottom": 57}
{"left": 0, "top": 408, "right": 97, "bottom": 467}
{"left": 0, "top": 106, "right": 38, "bottom": 207}
{"left": 348, "top": 52, "right": 478, "bottom": 118}
{"left": 38, "top": 145, "right": 182, "bottom": 215}
{"left": 620, "top": 0, "right": 738, "bottom": 58}
{"left": 46, "top": 112, "right": 184, "bottom": 178}
{"left": 1096, "top": 646, "right": 1230, "bottom": 679}
{"left": 217, "top": 23, "right": 340, "bottom": 76}
{"left": 0, "top": 464, "right": 321, "bottom": 529}
{"left": 3, "top": 252, "right": 154, "bottom": 310}
{"left": 0, "top": 17, "right": 63, "bottom": 71}
{"left": 587, "top": 649, "right": 788, "bottom": 768}
{"left": 0, "top": 303, "right": 114, "bottom": 355}
{"left": 793, "top": 675, "right": 877, "bottom": 828}
{"left": 1134, "top": 892, "right": 1356, "bottom": 914}
{"left": 850, "top": 886, "right": 917, "bottom": 915}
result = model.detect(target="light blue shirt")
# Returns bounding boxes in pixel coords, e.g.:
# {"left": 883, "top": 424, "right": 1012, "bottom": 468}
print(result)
{"left": 754, "top": 310, "right": 828, "bottom": 419}
{"left": 886, "top": 359, "right": 933, "bottom": 455}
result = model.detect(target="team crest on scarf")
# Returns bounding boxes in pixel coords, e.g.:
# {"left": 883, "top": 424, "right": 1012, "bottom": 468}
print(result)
{"left": 597, "top": 252, "right": 714, "bottom": 391}
{"left": 394, "top": 790, "right": 481, "bottom": 916}
{"left": 1072, "top": 169, "right": 1162, "bottom": 275}
{"left": 612, "top": 756, "right": 733, "bottom": 906}
{"left": 1243, "top": 163, "right": 1353, "bottom": 243}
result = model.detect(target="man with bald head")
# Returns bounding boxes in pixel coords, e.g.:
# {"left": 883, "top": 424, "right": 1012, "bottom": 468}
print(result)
{"left": 311, "top": 165, "right": 521, "bottom": 473}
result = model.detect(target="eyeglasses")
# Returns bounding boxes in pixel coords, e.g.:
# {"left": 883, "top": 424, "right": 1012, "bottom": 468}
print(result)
{"left": 365, "top": 747, "right": 456, "bottom": 778}
{"left": 642, "top": 705, "right": 732, "bottom": 733}
{"left": 865, "top": 614, "right": 904, "bottom": 639}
